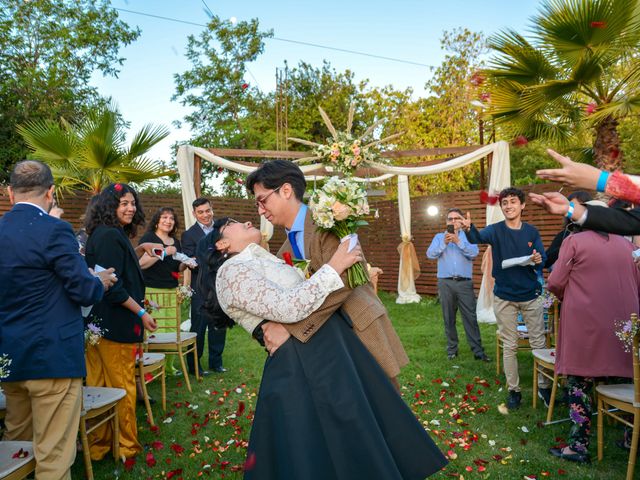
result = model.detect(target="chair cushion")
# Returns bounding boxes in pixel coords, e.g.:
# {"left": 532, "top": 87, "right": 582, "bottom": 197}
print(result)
{"left": 596, "top": 383, "right": 638, "bottom": 407}
{"left": 0, "top": 441, "right": 35, "bottom": 478}
{"left": 532, "top": 348, "right": 556, "bottom": 364}
{"left": 82, "top": 386, "right": 126, "bottom": 414}
{"left": 147, "top": 332, "right": 197, "bottom": 344}
{"left": 142, "top": 353, "right": 165, "bottom": 366}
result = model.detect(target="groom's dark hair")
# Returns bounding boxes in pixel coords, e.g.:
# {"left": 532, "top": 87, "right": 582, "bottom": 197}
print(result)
{"left": 246, "top": 160, "right": 306, "bottom": 201}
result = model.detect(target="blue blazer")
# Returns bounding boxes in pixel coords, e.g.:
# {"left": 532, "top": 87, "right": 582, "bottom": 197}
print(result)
{"left": 0, "top": 203, "right": 104, "bottom": 381}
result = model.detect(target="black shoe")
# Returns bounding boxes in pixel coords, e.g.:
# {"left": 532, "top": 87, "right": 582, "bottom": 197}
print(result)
{"left": 549, "top": 447, "right": 591, "bottom": 464}
{"left": 447, "top": 353, "right": 458, "bottom": 360}
{"left": 474, "top": 353, "right": 491, "bottom": 362}
{"left": 507, "top": 390, "right": 522, "bottom": 410}
{"left": 212, "top": 366, "right": 227, "bottom": 373}
{"left": 538, "top": 387, "right": 552, "bottom": 408}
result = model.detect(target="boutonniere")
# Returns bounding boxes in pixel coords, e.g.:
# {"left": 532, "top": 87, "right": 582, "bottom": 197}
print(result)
{"left": 283, "top": 253, "right": 311, "bottom": 279}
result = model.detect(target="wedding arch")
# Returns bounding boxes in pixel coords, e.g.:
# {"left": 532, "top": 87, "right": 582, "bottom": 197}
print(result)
{"left": 176, "top": 141, "right": 510, "bottom": 323}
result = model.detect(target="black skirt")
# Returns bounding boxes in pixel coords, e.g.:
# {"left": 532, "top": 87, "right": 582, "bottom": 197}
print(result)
{"left": 244, "top": 310, "right": 448, "bottom": 480}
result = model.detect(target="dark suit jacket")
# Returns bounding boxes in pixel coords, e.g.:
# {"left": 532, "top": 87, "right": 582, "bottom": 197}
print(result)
{"left": 85, "top": 225, "right": 145, "bottom": 343}
{"left": 0, "top": 203, "right": 104, "bottom": 381}
{"left": 584, "top": 205, "right": 640, "bottom": 236}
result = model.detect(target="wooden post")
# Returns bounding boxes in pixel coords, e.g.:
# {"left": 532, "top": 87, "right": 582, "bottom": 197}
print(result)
{"left": 194, "top": 154, "right": 202, "bottom": 198}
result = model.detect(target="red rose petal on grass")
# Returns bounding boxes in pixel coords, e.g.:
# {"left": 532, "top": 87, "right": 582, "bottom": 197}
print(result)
{"left": 145, "top": 452, "right": 156, "bottom": 467}
{"left": 151, "top": 440, "right": 164, "bottom": 450}
{"left": 591, "top": 21, "right": 606, "bottom": 28}
{"left": 478, "top": 466, "right": 486, "bottom": 472}
{"left": 465, "top": 466, "right": 473, "bottom": 472}
{"left": 558, "top": 469, "right": 567, "bottom": 475}
{"left": 150, "top": 425, "right": 160, "bottom": 434}
{"left": 236, "top": 401, "right": 246, "bottom": 417}
{"left": 166, "top": 469, "right": 183, "bottom": 479}
{"left": 170, "top": 443, "right": 185, "bottom": 454}
{"left": 124, "top": 457, "right": 136, "bottom": 471}
{"left": 243, "top": 451, "right": 257, "bottom": 471}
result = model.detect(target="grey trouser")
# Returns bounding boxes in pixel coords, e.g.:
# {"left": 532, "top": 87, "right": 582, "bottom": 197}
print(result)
{"left": 437, "top": 278, "right": 485, "bottom": 357}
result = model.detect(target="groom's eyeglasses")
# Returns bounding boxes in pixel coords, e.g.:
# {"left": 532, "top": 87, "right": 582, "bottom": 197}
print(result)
{"left": 255, "top": 186, "right": 282, "bottom": 208}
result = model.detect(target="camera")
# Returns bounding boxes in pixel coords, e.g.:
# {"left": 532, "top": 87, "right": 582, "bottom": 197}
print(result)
{"left": 446, "top": 225, "right": 455, "bottom": 234}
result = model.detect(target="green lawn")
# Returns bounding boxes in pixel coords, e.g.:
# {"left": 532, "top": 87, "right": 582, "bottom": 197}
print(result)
{"left": 75, "top": 293, "right": 630, "bottom": 479}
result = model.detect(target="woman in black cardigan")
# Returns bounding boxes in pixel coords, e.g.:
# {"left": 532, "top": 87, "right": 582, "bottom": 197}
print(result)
{"left": 84, "top": 183, "right": 162, "bottom": 460}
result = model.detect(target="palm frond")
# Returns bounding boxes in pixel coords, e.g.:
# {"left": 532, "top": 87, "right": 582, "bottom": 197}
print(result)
{"left": 587, "top": 95, "right": 640, "bottom": 123}
{"left": 17, "top": 120, "right": 78, "bottom": 166}
{"left": 126, "top": 124, "right": 170, "bottom": 160}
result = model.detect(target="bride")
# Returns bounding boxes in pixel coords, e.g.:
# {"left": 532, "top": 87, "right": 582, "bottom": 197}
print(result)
{"left": 199, "top": 217, "right": 447, "bottom": 480}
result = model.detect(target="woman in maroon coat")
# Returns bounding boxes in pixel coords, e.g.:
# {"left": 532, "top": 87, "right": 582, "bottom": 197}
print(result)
{"left": 547, "top": 210, "right": 640, "bottom": 463}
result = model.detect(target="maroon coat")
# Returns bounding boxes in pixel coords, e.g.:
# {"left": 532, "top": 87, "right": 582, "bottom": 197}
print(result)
{"left": 547, "top": 230, "right": 640, "bottom": 378}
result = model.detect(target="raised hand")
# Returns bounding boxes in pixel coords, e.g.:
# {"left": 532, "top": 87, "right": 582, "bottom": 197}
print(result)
{"left": 528, "top": 192, "right": 570, "bottom": 215}
{"left": 460, "top": 212, "right": 472, "bottom": 231}
{"left": 537, "top": 149, "right": 601, "bottom": 189}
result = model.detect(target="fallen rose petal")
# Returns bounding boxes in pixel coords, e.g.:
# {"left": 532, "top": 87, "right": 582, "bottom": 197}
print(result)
{"left": 145, "top": 452, "right": 156, "bottom": 467}
{"left": 151, "top": 440, "right": 164, "bottom": 450}
{"left": 170, "top": 443, "right": 185, "bottom": 454}
{"left": 12, "top": 448, "right": 28, "bottom": 459}
{"left": 123, "top": 457, "right": 136, "bottom": 471}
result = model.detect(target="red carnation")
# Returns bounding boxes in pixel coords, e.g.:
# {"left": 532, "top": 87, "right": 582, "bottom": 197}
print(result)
{"left": 282, "top": 252, "right": 293, "bottom": 266}
{"left": 585, "top": 102, "right": 597, "bottom": 115}
{"left": 480, "top": 191, "right": 499, "bottom": 205}
{"left": 513, "top": 135, "right": 528, "bottom": 147}
{"left": 114, "top": 183, "right": 123, "bottom": 192}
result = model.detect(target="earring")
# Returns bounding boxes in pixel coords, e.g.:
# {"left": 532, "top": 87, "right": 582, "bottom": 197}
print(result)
{"left": 223, "top": 253, "right": 228, "bottom": 259}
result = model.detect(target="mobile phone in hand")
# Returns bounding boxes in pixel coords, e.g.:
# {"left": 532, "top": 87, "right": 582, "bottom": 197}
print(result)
{"left": 446, "top": 225, "right": 455, "bottom": 234}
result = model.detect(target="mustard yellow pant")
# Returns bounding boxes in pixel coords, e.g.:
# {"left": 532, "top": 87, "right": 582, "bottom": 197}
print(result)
{"left": 2, "top": 377, "right": 82, "bottom": 480}
{"left": 85, "top": 338, "right": 142, "bottom": 460}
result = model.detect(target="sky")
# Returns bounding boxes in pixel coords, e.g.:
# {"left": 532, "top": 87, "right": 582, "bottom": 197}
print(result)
{"left": 93, "top": 0, "right": 543, "bottom": 164}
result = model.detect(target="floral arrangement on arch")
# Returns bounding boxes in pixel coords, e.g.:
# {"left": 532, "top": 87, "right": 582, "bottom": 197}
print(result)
{"left": 288, "top": 105, "right": 401, "bottom": 175}
{"left": 176, "top": 285, "right": 194, "bottom": 305}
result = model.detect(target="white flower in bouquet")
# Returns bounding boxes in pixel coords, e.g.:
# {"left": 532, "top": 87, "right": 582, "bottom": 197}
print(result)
{"left": 0, "top": 353, "right": 11, "bottom": 379}
{"left": 309, "top": 176, "right": 371, "bottom": 287}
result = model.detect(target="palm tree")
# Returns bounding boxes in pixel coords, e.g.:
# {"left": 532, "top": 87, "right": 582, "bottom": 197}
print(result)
{"left": 484, "top": 0, "right": 640, "bottom": 171}
{"left": 17, "top": 104, "right": 171, "bottom": 193}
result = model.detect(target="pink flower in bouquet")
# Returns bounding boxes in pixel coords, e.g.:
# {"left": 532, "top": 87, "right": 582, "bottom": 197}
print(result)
{"left": 332, "top": 201, "right": 351, "bottom": 221}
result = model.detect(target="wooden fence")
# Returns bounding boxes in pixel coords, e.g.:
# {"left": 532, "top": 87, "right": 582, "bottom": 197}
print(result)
{"left": 0, "top": 184, "right": 567, "bottom": 296}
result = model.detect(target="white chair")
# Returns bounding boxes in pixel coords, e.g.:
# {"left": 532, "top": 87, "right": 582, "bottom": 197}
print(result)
{"left": 79, "top": 386, "right": 126, "bottom": 480}
{"left": 0, "top": 441, "right": 36, "bottom": 480}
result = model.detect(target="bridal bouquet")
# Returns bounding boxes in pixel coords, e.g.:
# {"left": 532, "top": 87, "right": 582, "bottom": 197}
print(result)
{"left": 0, "top": 353, "right": 11, "bottom": 379}
{"left": 308, "top": 176, "right": 370, "bottom": 287}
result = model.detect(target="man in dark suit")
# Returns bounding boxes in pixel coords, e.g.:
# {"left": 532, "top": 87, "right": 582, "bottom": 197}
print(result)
{"left": 182, "top": 197, "right": 227, "bottom": 375}
{"left": 0, "top": 160, "right": 116, "bottom": 479}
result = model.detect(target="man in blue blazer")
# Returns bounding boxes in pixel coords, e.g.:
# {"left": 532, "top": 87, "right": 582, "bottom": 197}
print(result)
{"left": 182, "top": 197, "right": 227, "bottom": 375}
{"left": 0, "top": 161, "right": 116, "bottom": 480}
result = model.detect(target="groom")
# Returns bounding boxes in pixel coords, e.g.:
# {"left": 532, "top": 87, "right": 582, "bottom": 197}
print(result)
{"left": 246, "top": 160, "right": 408, "bottom": 387}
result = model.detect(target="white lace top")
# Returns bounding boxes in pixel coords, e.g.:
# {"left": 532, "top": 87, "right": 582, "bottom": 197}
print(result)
{"left": 216, "top": 243, "right": 344, "bottom": 334}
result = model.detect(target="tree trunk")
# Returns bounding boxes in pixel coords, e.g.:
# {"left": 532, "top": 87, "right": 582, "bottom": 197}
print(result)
{"left": 593, "top": 115, "right": 623, "bottom": 171}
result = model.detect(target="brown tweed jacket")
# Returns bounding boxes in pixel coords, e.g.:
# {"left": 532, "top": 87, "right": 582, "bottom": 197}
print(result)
{"left": 276, "top": 210, "right": 408, "bottom": 378}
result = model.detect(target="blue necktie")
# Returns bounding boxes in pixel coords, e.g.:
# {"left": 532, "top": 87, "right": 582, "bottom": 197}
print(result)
{"left": 288, "top": 231, "right": 303, "bottom": 259}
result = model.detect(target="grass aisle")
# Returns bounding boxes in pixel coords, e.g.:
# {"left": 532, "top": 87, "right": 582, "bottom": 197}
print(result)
{"left": 76, "top": 293, "right": 629, "bottom": 479}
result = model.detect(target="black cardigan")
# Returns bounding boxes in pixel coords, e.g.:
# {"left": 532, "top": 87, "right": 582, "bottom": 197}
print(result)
{"left": 85, "top": 225, "right": 145, "bottom": 343}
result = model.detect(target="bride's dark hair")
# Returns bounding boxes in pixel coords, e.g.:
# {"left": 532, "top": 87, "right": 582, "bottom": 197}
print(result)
{"left": 198, "top": 217, "right": 235, "bottom": 329}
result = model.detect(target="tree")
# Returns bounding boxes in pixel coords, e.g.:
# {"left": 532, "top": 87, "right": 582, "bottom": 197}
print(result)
{"left": 0, "top": 0, "right": 140, "bottom": 182}
{"left": 18, "top": 104, "right": 170, "bottom": 194}
{"left": 484, "top": 0, "right": 640, "bottom": 171}
{"left": 363, "top": 28, "right": 488, "bottom": 197}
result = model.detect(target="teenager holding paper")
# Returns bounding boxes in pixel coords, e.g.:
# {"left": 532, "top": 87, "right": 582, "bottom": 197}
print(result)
{"left": 461, "top": 187, "right": 551, "bottom": 410}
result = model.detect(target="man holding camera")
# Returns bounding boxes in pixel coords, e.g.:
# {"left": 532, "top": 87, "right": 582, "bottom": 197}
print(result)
{"left": 427, "top": 208, "right": 489, "bottom": 362}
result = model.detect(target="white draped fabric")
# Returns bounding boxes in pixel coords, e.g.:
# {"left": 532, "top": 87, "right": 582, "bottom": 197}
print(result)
{"left": 176, "top": 141, "right": 511, "bottom": 316}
